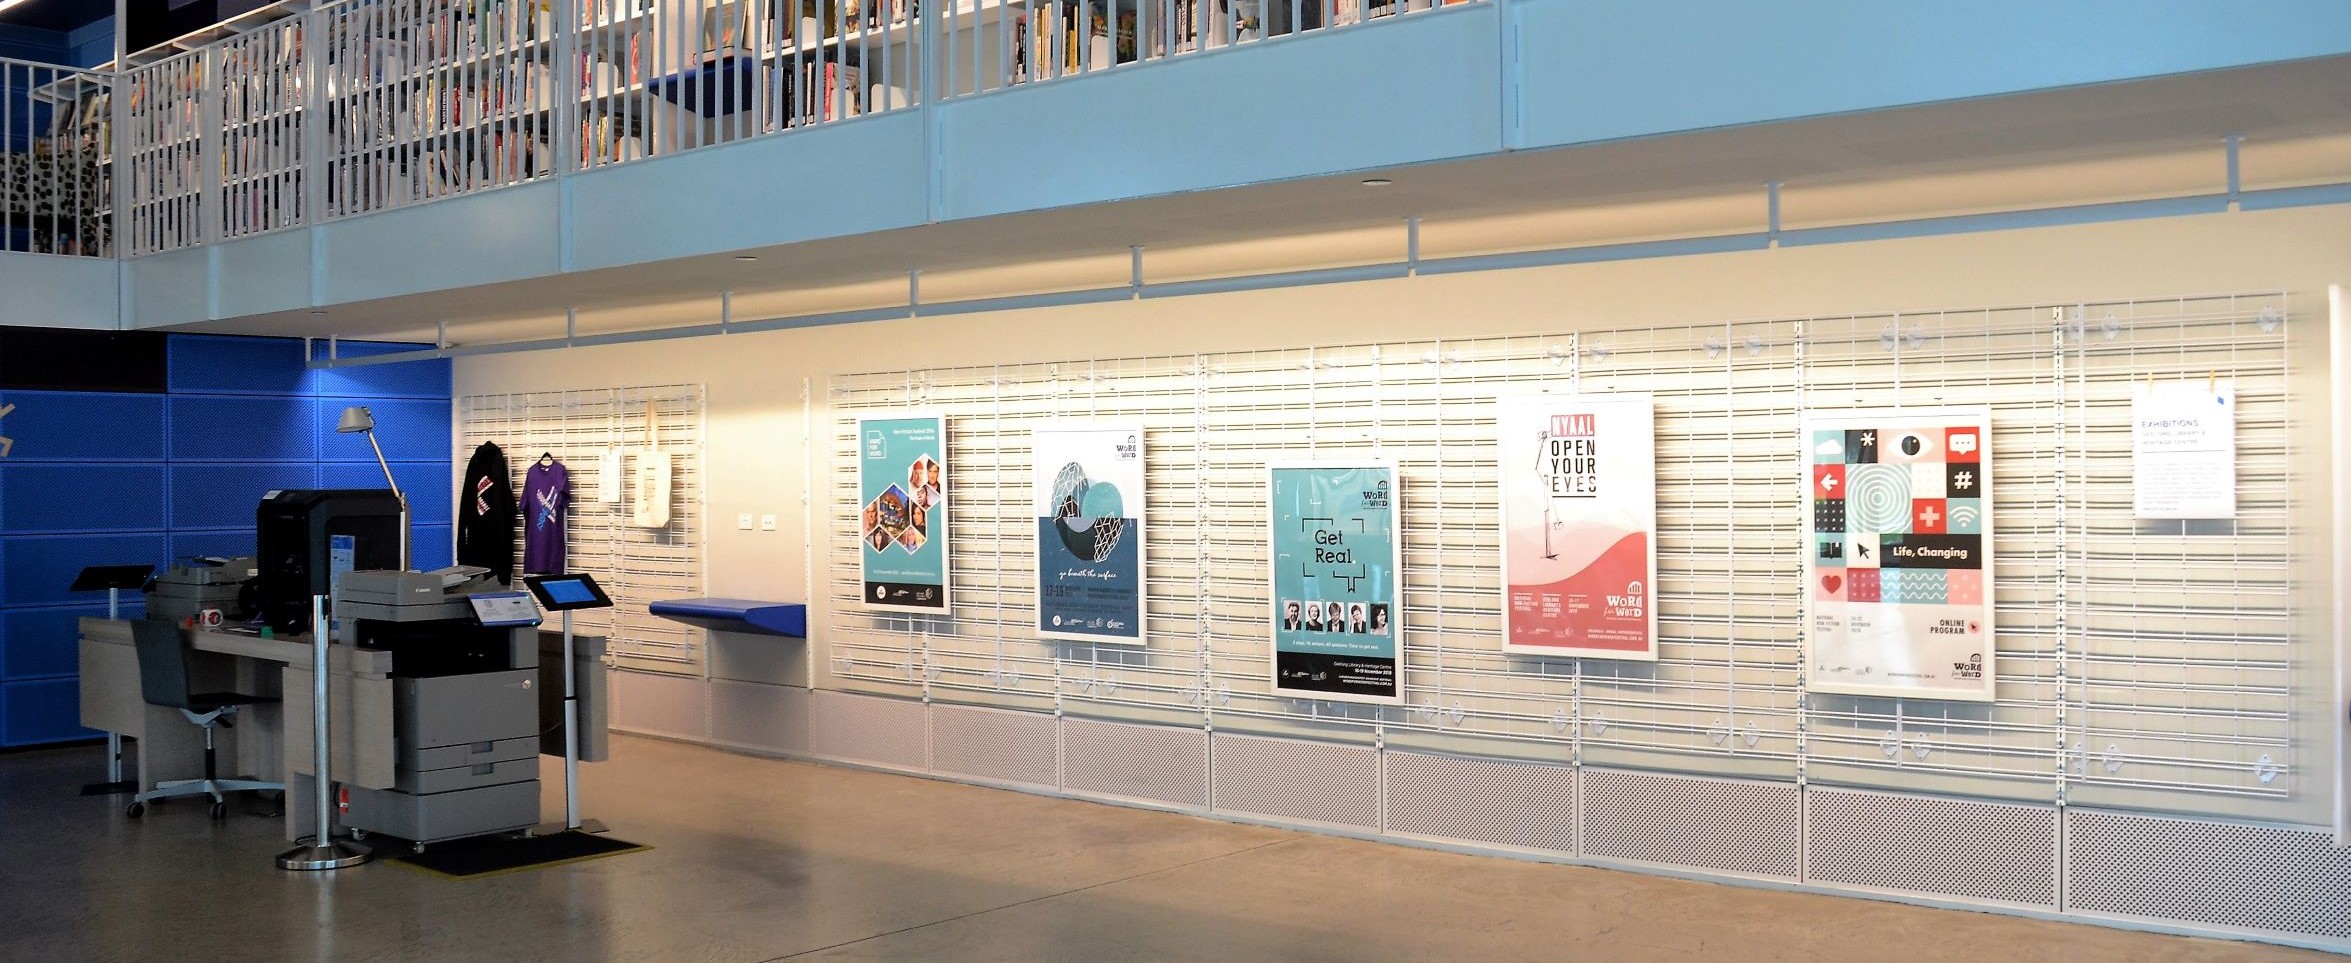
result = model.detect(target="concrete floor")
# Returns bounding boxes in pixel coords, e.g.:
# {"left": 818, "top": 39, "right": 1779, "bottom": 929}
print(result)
{"left": 0, "top": 735, "right": 2332, "bottom": 962}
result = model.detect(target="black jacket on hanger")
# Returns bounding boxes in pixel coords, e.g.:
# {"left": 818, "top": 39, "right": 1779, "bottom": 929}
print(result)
{"left": 458, "top": 441, "right": 518, "bottom": 584}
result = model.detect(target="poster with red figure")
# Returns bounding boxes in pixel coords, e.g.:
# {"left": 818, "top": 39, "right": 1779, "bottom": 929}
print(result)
{"left": 1499, "top": 394, "right": 1657, "bottom": 660}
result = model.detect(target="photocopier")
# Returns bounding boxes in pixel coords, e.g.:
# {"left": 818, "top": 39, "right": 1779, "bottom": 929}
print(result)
{"left": 333, "top": 567, "right": 545, "bottom": 848}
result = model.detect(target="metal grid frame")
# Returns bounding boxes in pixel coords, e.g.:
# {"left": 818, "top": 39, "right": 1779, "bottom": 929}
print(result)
{"left": 457, "top": 383, "right": 707, "bottom": 674}
{"left": 822, "top": 292, "right": 2313, "bottom": 825}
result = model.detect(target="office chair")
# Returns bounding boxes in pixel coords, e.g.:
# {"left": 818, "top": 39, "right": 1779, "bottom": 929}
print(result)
{"left": 125, "top": 619, "right": 285, "bottom": 820}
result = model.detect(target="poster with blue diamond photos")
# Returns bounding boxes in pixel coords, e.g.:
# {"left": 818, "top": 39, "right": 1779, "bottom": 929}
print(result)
{"left": 1804, "top": 408, "right": 1995, "bottom": 702}
{"left": 1269, "top": 463, "right": 1402, "bottom": 705}
{"left": 1034, "top": 424, "right": 1146, "bottom": 645}
{"left": 860, "top": 414, "right": 950, "bottom": 613}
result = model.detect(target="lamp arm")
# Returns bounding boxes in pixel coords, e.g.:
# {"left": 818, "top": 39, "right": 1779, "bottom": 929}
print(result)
{"left": 365, "top": 430, "right": 412, "bottom": 571}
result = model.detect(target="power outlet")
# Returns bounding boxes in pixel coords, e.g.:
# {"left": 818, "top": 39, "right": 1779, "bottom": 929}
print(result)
{"left": 761, "top": 514, "right": 778, "bottom": 531}
{"left": 737, "top": 513, "right": 753, "bottom": 530}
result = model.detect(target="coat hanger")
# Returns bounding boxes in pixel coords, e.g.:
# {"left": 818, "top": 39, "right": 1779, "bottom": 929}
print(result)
{"left": 539, "top": 451, "right": 556, "bottom": 467}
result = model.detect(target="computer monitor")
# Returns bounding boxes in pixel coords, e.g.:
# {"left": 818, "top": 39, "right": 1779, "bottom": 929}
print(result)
{"left": 255, "top": 489, "right": 403, "bottom": 631}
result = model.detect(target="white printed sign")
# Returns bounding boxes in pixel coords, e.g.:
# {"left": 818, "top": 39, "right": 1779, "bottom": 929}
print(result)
{"left": 2132, "top": 381, "right": 2236, "bottom": 520}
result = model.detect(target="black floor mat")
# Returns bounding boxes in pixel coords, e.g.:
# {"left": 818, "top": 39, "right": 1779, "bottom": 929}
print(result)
{"left": 391, "top": 830, "right": 648, "bottom": 879}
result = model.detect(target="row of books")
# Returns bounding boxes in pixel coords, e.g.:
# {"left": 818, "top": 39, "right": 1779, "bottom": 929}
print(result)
{"left": 45, "top": 91, "right": 114, "bottom": 161}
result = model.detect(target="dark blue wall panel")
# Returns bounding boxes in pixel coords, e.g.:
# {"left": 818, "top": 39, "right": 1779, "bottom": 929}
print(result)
{"left": 167, "top": 335, "right": 313, "bottom": 395}
{"left": 0, "top": 464, "right": 167, "bottom": 533}
{"left": 3, "top": 604, "right": 108, "bottom": 678}
{"left": 170, "top": 463, "right": 317, "bottom": 530}
{"left": 0, "top": 334, "right": 451, "bottom": 746}
{"left": 2, "top": 534, "right": 169, "bottom": 606}
{"left": 173, "top": 396, "right": 319, "bottom": 461}
{"left": 318, "top": 461, "right": 452, "bottom": 527}
{"left": 411, "top": 524, "right": 454, "bottom": 571}
{"left": 0, "top": 392, "right": 166, "bottom": 461}
{"left": 314, "top": 397, "right": 450, "bottom": 463}
{"left": 4, "top": 678, "right": 93, "bottom": 744}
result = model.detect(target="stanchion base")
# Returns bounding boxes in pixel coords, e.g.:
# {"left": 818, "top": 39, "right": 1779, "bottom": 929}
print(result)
{"left": 276, "top": 838, "right": 373, "bottom": 871}
{"left": 532, "top": 817, "right": 609, "bottom": 836}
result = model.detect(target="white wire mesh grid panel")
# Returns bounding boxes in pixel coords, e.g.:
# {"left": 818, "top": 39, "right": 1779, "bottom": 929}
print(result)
{"left": 930, "top": 703, "right": 1060, "bottom": 787}
{"left": 214, "top": 19, "right": 306, "bottom": 240}
{"left": 1805, "top": 787, "right": 2058, "bottom": 907}
{"left": 121, "top": 53, "right": 206, "bottom": 255}
{"left": 822, "top": 291, "right": 2317, "bottom": 821}
{"left": 1210, "top": 732, "right": 1379, "bottom": 829}
{"left": 709, "top": 678, "right": 814, "bottom": 754}
{"left": 1061, "top": 716, "right": 1208, "bottom": 808}
{"left": 609, "top": 665, "right": 711, "bottom": 737}
{"left": 1579, "top": 767, "right": 1801, "bottom": 880}
{"left": 826, "top": 359, "right": 1218, "bottom": 718}
{"left": 2066, "top": 809, "right": 2351, "bottom": 939}
{"left": 458, "top": 384, "right": 706, "bottom": 674}
{"left": 2065, "top": 295, "right": 2297, "bottom": 806}
{"left": 1381, "top": 750, "right": 1575, "bottom": 854}
{"left": 809, "top": 689, "right": 930, "bottom": 770}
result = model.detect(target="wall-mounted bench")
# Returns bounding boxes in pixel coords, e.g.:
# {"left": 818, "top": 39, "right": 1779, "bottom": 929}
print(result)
{"left": 647, "top": 598, "right": 807, "bottom": 638}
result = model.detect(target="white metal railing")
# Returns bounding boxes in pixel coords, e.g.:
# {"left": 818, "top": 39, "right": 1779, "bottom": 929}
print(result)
{"left": 2, "top": 57, "right": 112, "bottom": 256}
{"left": 12, "top": 0, "right": 1461, "bottom": 259}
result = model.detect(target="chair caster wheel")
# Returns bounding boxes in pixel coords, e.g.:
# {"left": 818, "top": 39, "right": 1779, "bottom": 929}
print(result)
{"left": 209, "top": 801, "right": 228, "bottom": 820}
{"left": 125, "top": 801, "right": 145, "bottom": 819}
{"left": 350, "top": 829, "right": 368, "bottom": 841}
{"left": 412, "top": 842, "right": 427, "bottom": 855}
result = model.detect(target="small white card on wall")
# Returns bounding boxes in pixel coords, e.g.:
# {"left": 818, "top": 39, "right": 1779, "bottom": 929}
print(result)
{"left": 2132, "top": 381, "right": 2236, "bottom": 520}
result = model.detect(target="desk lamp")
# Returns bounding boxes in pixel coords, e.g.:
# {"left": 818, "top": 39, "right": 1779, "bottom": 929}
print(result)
{"left": 337, "top": 406, "right": 410, "bottom": 571}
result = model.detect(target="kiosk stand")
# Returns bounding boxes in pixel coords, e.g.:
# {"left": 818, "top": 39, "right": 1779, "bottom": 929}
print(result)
{"left": 69, "top": 564, "right": 156, "bottom": 796}
{"left": 524, "top": 573, "right": 614, "bottom": 834}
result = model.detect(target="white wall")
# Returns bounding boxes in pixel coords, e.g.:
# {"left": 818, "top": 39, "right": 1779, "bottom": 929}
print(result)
{"left": 456, "top": 202, "right": 2351, "bottom": 826}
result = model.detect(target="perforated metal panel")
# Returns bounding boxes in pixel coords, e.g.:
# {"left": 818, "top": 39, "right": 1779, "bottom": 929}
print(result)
{"left": 608, "top": 668, "right": 709, "bottom": 739}
{"left": 931, "top": 704, "right": 1059, "bottom": 788}
{"left": 1211, "top": 733, "right": 1379, "bottom": 830}
{"left": 809, "top": 690, "right": 929, "bottom": 771}
{"left": 709, "top": 680, "right": 812, "bottom": 755}
{"left": 1806, "top": 788, "right": 2057, "bottom": 907}
{"left": 1580, "top": 767, "right": 1801, "bottom": 879}
{"left": 1063, "top": 717, "right": 1210, "bottom": 809}
{"left": 1383, "top": 751, "right": 1575, "bottom": 855}
{"left": 2067, "top": 809, "right": 2351, "bottom": 939}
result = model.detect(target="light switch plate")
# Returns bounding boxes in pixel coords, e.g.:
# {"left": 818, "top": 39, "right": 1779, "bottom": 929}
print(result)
{"left": 737, "top": 513, "right": 753, "bottom": 530}
{"left": 761, "top": 514, "right": 778, "bottom": 531}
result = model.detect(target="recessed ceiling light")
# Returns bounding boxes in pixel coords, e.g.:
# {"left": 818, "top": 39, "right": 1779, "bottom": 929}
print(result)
{"left": 0, "top": 0, "right": 30, "bottom": 14}
{"left": 1361, "top": 178, "right": 1393, "bottom": 187}
{"left": 733, "top": 255, "right": 758, "bottom": 261}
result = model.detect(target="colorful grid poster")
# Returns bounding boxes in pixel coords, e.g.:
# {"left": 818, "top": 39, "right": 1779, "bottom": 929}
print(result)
{"left": 1033, "top": 424, "right": 1146, "bottom": 644}
{"left": 1498, "top": 394, "right": 1658, "bottom": 660}
{"left": 1805, "top": 408, "right": 1994, "bottom": 701}
{"left": 859, "top": 414, "right": 950, "bottom": 613}
{"left": 1268, "top": 463, "right": 1402, "bottom": 704}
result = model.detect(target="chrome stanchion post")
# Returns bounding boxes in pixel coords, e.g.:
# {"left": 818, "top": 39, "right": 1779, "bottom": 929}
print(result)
{"left": 277, "top": 594, "right": 371, "bottom": 870}
{"left": 104, "top": 586, "right": 124, "bottom": 785}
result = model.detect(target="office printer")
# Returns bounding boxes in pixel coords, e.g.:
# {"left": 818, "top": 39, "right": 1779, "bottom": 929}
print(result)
{"left": 143, "top": 556, "right": 259, "bottom": 620}
{"left": 333, "top": 567, "right": 546, "bottom": 849}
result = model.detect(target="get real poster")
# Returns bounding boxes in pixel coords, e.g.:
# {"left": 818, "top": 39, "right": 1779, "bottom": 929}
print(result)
{"left": 1268, "top": 463, "right": 1402, "bottom": 705}
{"left": 1498, "top": 394, "right": 1658, "bottom": 660}
{"left": 859, "top": 414, "right": 950, "bottom": 613}
{"left": 1034, "top": 424, "right": 1146, "bottom": 644}
{"left": 1805, "top": 408, "right": 1994, "bottom": 702}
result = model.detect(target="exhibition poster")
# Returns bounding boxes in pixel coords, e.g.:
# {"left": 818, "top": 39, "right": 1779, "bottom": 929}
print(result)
{"left": 1268, "top": 463, "right": 1403, "bottom": 704}
{"left": 1498, "top": 394, "right": 1658, "bottom": 660}
{"left": 1033, "top": 424, "right": 1146, "bottom": 644}
{"left": 2131, "top": 380, "right": 2237, "bottom": 520}
{"left": 859, "top": 414, "right": 950, "bottom": 613}
{"left": 1805, "top": 408, "right": 1995, "bottom": 701}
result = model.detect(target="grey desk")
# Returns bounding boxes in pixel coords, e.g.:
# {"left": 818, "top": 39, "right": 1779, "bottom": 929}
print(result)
{"left": 78, "top": 618, "right": 397, "bottom": 841}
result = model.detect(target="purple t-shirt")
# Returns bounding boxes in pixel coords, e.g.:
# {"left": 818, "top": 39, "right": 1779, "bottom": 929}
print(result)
{"left": 523, "top": 460, "right": 570, "bottom": 575}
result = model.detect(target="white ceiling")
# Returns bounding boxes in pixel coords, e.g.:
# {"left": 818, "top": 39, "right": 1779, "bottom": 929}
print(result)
{"left": 184, "top": 54, "right": 2351, "bottom": 347}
